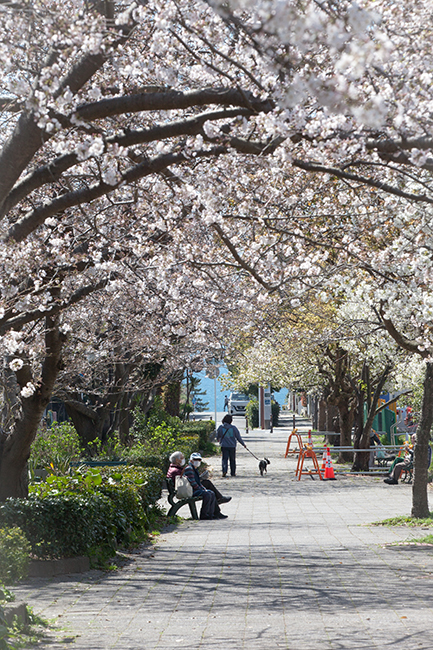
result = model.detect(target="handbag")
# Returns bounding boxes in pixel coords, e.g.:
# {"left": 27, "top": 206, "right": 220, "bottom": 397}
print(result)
{"left": 175, "top": 474, "right": 193, "bottom": 499}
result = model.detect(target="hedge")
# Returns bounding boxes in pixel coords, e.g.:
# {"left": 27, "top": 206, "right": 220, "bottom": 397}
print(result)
{"left": 123, "top": 437, "right": 200, "bottom": 473}
{"left": 0, "top": 526, "right": 31, "bottom": 584}
{"left": 246, "top": 399, "right": 280, "bottom": 428}
{"left": 0, "top": 494, "right": 116, "bottom": 559}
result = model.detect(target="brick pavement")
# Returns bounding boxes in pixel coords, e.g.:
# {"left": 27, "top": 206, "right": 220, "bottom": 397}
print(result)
{"left": 13, "top": 417, "right": 433, "bottom": 649}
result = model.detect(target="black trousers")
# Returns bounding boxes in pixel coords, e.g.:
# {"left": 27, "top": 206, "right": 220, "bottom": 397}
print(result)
{"left": 221, "top": 447, "right": 236, "bottom": 476}
{"left": 201, "top": 479, "right": 222, "bottom": 515}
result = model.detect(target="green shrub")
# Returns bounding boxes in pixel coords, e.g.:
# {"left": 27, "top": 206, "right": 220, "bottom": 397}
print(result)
{"left": 29, "top": 422, "right": 82, "bottom": 474}
{"left": 272, "top": 400, "right": 280, "bottom": 427}
{"left": 86, "top": 431, "right": 123, "bottom": 461}
{"left": 27, "top": 464, "right": 164, "bottom": 551}
{"left": 98, "top": 483, "right": 146, "bottom": 546}
{"left": 246, "top": 399, "right": 259, "bottom": 428}
{"left": 179, "top": 421, "right": 217, "bottom": 454}
{"left": 0, "top": 494, "right": 116, "bottom": 560}
{"left": 93, "top": 465, "right": 164, "bottom": 543}
{"left": 176, "top": 435, "right": 201, "bottom": 459}
{"left": 0, "top": 527, "right": 31, "bottom": 585}
{"left": 245, "top": 399, "right": 280, "bottom": 428}
{"left": 131, "top": 399, "right": 181, "bottom": 442}
{"left": 96, "top": 466, "right": 164, "bottom": 508}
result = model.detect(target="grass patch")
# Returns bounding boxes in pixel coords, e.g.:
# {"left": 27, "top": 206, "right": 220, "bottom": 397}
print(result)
{"left": 373, "top": 513, "right": 433, "bottom": 527}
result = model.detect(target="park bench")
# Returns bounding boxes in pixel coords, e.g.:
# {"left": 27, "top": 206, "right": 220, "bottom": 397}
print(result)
{"left": 311, "top": 445, "right": 403, "bottom": 475}
{"left": 400, "top": 463, "right": 413, "bottom": 483}
{"left": 166, "top": 477, "right": 203, "bottom": 519}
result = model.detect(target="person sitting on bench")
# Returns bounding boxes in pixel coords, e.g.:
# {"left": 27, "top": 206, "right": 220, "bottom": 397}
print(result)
{"left": 167, "top": 451, "right": 230, "bottom": 519}
{"left": 384, "top": 434, "right": 416, "bottom": 485}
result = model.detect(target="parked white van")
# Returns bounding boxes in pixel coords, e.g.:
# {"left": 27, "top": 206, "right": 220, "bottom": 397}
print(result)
{"left": 228, "top": 392, "right": 249, "bottom": 416}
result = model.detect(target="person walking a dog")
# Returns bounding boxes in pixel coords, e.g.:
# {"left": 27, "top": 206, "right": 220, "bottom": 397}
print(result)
{"left": 217, "top": 414, "right": 247, "bottom": 477}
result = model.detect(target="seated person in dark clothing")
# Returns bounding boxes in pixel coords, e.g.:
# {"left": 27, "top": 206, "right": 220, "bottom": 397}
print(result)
{"left": 384, "top": 434, "right": 421, "bottom": 484}
{"left": 167, "top": 451, "right": 231, "bottom": 519}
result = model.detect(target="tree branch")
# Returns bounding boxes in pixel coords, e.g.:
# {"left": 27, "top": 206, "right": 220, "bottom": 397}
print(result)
{"left": 75, "top": 88, "right": 274, "bottom": 121}
{"left": 379, "top": 306, "right": 427, "bottom": 357}
{"left": 293, "top": 158, "right": 433, "bottom": 204}
{"left": 0, "top": 276, "right": 112, "bottom": 335}
{"left": 211, "top": 223, "right": 276, "bottom": 292}
{"left": 0, "top": 108, "right": 252, "bottom": 218}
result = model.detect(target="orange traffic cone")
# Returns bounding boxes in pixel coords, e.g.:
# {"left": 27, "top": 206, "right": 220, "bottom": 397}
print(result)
{"left": 308, "top": 429, "right": 313, "bottom": 446}
{"left": 321, "top": 450, "right": 326, "bottom": 471}
{"left": 324, "top": 447, "right": 337, "bottom": 480}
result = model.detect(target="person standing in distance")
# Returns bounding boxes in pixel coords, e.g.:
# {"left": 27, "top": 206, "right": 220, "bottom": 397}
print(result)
{"left": 217, "top": 414, "right": 246, "bottom": 477}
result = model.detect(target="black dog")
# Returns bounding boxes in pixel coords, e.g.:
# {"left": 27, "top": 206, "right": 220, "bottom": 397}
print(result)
{"left": 259, "top": 458, "right": 270, "bottom": 476}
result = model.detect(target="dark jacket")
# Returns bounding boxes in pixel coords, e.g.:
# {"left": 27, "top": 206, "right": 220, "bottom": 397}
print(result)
{"left": 217, "top": 423, "right": 245, "bottom": 448}
{"left": 182, "top": 463, "right": 206, "bottom": 496}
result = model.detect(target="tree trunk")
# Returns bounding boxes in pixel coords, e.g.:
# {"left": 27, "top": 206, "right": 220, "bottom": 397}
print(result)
{"left": 336, "top": 397, "right": 354, "bottom": 462}
{"left": 64, "top": 399, "right": 111, "bottom": 450}
{"left": 0, "top": 314, "right": 65, "bottom": 500}
{"left": 162, "top": 381, "right": 181, "bottom": 417}
{"left": 326, "top": 403, "right": 339, "bottom": 432}
{"left": 412, "top": 361, "right": 433, "bottom": 518}
{"left": 318, "top": 399, "right": 327, "bottom": 431}
{"left": 117, "top": 391, "right": 132, "bottom": 446}
{"left": 352, "top": 364, "right": 392, "bottom": 472}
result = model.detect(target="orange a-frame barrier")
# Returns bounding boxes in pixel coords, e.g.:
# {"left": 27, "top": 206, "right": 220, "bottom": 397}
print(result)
{"left": 284, "top": 429, "right": 303, "bottom": 457}
{"left": 295, "top": 445, "right": 323, "bottom": 480}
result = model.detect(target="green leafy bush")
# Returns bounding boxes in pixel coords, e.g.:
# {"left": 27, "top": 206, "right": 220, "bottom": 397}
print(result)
{"left": 121, "top": 436, "right": 200, "bottom": 472}
{"left": 118, "top": 403, "right": 216, "bottom": 470}
{"left": 86, "top": 431, "right": 123, "bottom": 461}
{"left": 245, "top": 399, "right": 280, "bottom": 428}
{"left": 0, "top": 495, "right": 116, "bottom": 560}
{"left": 0, "top": 527, "right": 31, "bottom": 584}
{"left": 27, "top": 464, "right": 164, "bottom": 550}
{"left": 98, "top": 483, "right": 146, "bottom": 546}
{"left": 246, "top": 399, "right": 259, "bottom": 428}
{"left": 272, "top": 401, "right": 280, "bottom": 427}
{"left": 176, "top": 435, "right": 201, "bottom": 459}
{"left": 29, "top": 422, "right": 82, "bottom": 474}
{"left": 131, "top": 399, "right": 181, "bottom": 442}
{"left": 179, "top": 421, "right": 217, "bottom": 455}
{"left": 97, "top": 466, "right": 163, "bottom": 508}
{"left": 92, "top": 465, "right": 164, "bottom": 543}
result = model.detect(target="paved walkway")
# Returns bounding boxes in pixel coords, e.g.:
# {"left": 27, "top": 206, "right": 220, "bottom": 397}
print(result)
{"left": 14, "top": 416, "right": 433, "bottom": 649}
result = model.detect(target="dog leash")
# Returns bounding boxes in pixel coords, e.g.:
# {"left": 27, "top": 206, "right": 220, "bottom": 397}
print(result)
{"left": 243, "top": 445, "right": 260, "bottom": 461}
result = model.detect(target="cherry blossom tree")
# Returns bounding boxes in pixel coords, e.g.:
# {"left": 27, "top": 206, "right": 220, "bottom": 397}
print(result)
{"left": 2, "top": 0, "right": 433, "bottom": 520}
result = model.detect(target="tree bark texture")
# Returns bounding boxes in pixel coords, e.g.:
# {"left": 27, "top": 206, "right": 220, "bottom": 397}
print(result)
{"left": 336, "top": 397, "right": 354, "bottom": 462}
{"left": 411, "top": 362, "right": 433, "bottom": 518}
{"left": 0, "top": 314, "right": 65, "bottom": 500}
{"left": 352, "top": 364, "right": 391, "bottom": 472}
{"left": 162, "top": 382, "right": 181, "bottom": 417}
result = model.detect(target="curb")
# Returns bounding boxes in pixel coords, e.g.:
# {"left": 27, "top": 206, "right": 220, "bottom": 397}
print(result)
{"left": 4, "top": 601, "right": 29, "bottom": 626}
{"left": 28, "top": 556, "right": 90, "bottom": 578}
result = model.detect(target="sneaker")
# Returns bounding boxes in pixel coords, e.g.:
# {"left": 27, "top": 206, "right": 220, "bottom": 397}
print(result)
{"left": 383, "top": 478, "right": 398, "bottom": 485}
{"left": 214, "top": 513, "right": 228, "bottom": 519}
{"left": 222, "top": 472, "right": 227, "bottom": 477}
{"left": 217, "top": 496, "right": 232, "bottom": 504}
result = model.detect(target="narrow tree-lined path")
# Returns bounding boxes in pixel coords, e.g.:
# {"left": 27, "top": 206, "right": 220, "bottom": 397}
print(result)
{"left": 14, "top": 417, "right": 433, "bottom": 649}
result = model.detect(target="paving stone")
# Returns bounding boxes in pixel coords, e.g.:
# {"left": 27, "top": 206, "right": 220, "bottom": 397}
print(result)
{"left": 12, "top": 416, "right": 433, "bottom": 649}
